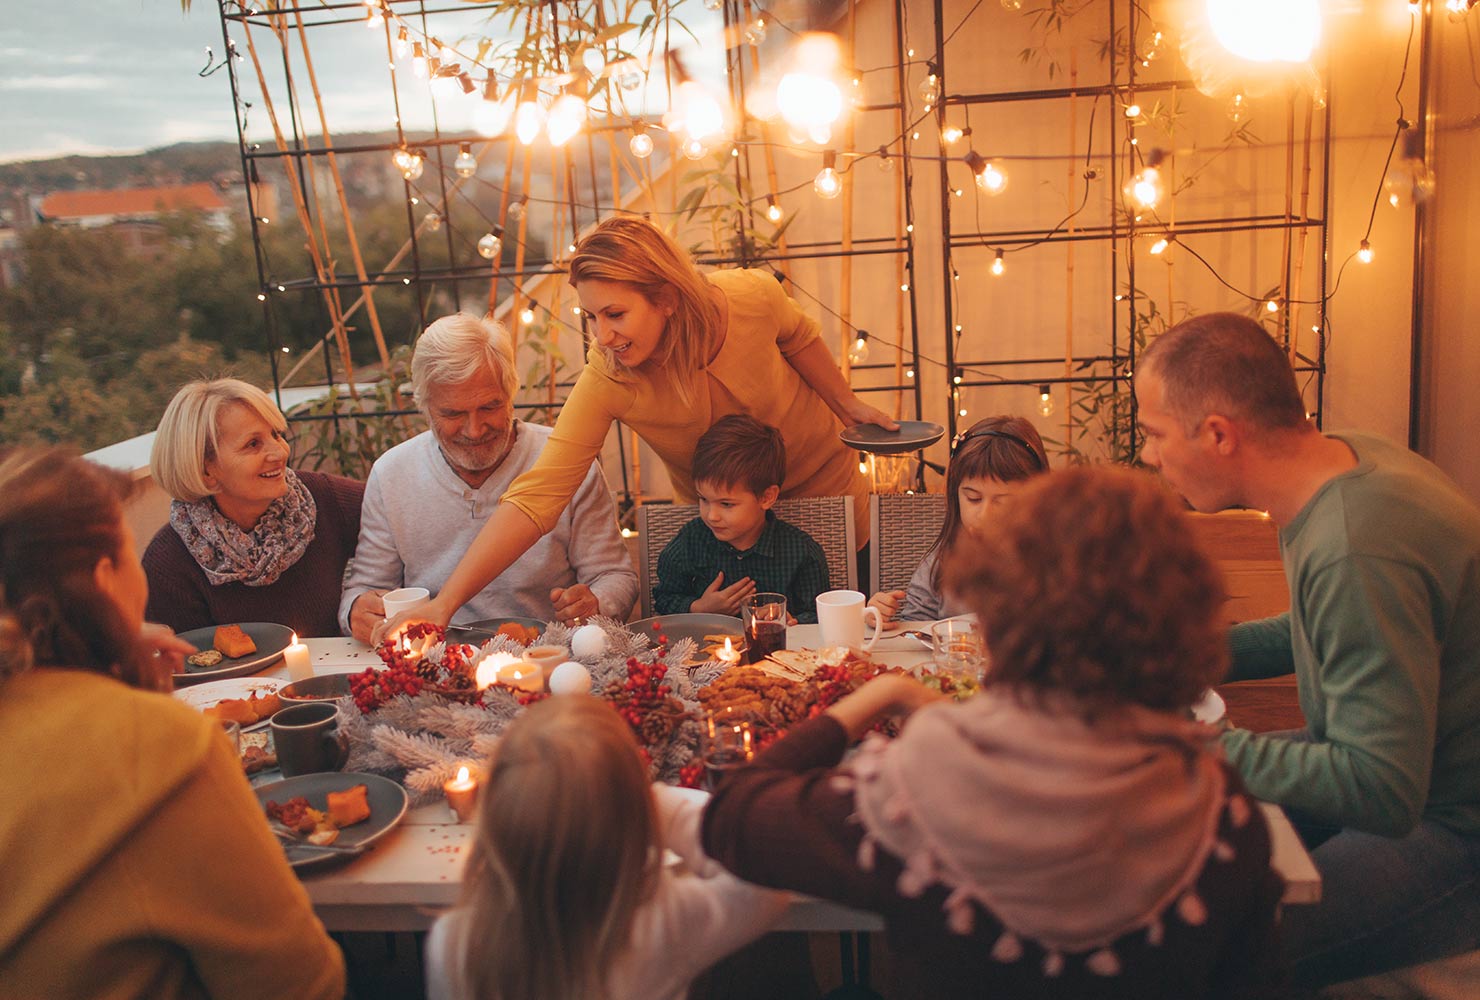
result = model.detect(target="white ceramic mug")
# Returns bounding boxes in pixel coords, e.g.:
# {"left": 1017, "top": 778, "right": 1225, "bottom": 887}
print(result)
{"left": 382, "top": 586, "right": 430, "bottom": 619}
{"left": 815, "top": 590, "right": 883, "bottom": 653}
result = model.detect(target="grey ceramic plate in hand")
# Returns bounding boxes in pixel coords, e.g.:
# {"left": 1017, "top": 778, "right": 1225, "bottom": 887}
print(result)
{"left": 840, "top": 420, "right": 946, "bottom": 455}
{"left": 254, "top": 772, "right": 409, "bottom": 870}
{"left": 174, "top": 622, "right": 295, "bottom": 687}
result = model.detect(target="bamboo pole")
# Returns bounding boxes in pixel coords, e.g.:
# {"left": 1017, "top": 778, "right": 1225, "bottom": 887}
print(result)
{"left": 1064, "top": 52, "right": 1078, "bottom": 442}
{"left": 742, "top": 0, "right": 791, "bottom": 286}
{"left": 1289, "top": 96, "right": 1316, "bottom": 362}
{"left": 839, "top": 0, "right": 857, "bottom": 376}
{"left": 1279, "top": 100, "right": 1296, "bottom": 351}
{"left": 488, "top": 137, "right": 520, "bottom": 317}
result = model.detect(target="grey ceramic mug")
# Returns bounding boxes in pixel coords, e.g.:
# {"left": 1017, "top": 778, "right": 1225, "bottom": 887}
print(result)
{"left": 270, "top": 702, "right": 350, "bottom": 777}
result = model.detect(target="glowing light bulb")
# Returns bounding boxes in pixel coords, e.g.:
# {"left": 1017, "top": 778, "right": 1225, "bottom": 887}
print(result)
{"left": 966, "top": 151, "right": 1008, "bottom": 195}
{"left": 401, "top": 151, "right": 424, "bottom": 181}
{"left": 1002, "top": 0, "right": 1023, "bottom": 9}
{"left": 919, "top": 70, "right": 940, "bottom": 106}
{"left": 1227, "top": 92, "right": 1250, "bottom": 125}
{"left": 392, "top": 148, "right": 412, "bottom": 172}
{"left": 1206, "top": 0, "right": 1322, "bottom": 63}
{"left": 1384, "top": 130, "right": 1436, "bottom": 210}
{"left": 1125, "top": 103, "right": 1142, "bottom": 118}
{"left": 366, "top": 8, "right": 383, "bottom": 29}
{"left": 682, "top": 138, "right": 708, "bottom": 160}
{"left": 1358, "top": 240, "right": 1374, "bottom": 264}
{"left": 1265, "top": 298, "right": 1280, "bottom": 313}
{"left": 520, "top": 307, "right": 536, "bottom": 325}
{"left": 848, "top": 331, "right": 870, "bottom": 364}
{"left": 546, "top": 93, "right": 587, "bottom": 147}
{"left": 991, "top": 249, "right": 1005, "bottom": 276}
{"left": 704, "top": 0, "right": 722, "bottom": 8}
{"left": 477, "top": 230, "right": 503, "bottom": 260}
{"left": 425, "top": 211, "right": 442, "bottom": 232}
{"left": 776, "top": 33, "right": 845, "bottom": 140}
{"left": 941, "top": 124, "right": 964, "bottom": 144}
{"left": 1124, "top": 151, "right": 1166, "bottom": 210}
{"left": 766, "top": 198, "right": 783, "bottom": 223}
{"left": 814, "top": 150, "right": 842, "bottom": 199}
{"left": 411, "top": 43, "right": 428, "bottom": 79}
{"left": 394, "top": 27, "right": 410, "bottom": 59}
{"left": 1149, "top": 236, "right": 1169, "bottom": 255}
{"left": 1141, "top": 30, "right": 1165, "bottom": 64}
{"left": 454, "top": 142, "right": 477, "bottom": 178}
{"left": 515, "top": 100, "right": 544, "bottom": 146}
{"left": 744, "top": 18, "right": 767, "bottom": 45}
{"left": 1037, "top": 384, "right": 1055, "bottom": 417}
{"left": 629, "top": 127, "right": 653, "bottom": 158}
{"left": 509, "top": 196, "right": 526, "bottom": 220}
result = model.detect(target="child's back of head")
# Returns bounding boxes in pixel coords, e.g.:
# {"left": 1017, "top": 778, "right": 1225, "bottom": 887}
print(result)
{"left": 453, "top": 696, "right": 656, "bottom": 1000}
{"left": 692, "top": 414, "right": 786, "bottom": 496}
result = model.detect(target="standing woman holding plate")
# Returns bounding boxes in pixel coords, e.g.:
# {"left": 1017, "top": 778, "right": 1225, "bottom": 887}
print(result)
{"left": 381, "top": 215, "right": 895, "bottom": 639}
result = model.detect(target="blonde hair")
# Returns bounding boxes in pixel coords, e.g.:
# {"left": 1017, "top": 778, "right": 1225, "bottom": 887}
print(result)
{"left": 452, "top": 696, "right": 657, "bottom": 1000}
{"left": 411, "top": 313, "right": 519, "bottom": 410}
{"left": 569, "top": 216, "right": 721, "bottom": 406}
{"left": 0, "top": 447, "right": 160, "bottom": 690}
{"left": 151, "top": 379, "right": 287, "bottom": 503}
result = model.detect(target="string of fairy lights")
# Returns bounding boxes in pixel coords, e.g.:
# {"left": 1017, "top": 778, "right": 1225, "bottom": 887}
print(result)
{"left": 227, "top": 0, "right": 1454, "bottom": 435}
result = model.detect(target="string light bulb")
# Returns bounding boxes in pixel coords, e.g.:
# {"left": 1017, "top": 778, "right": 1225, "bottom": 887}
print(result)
{"left": 991, "top": 249, "right": 1005, "bottom": 276}
{"left": 1037, "top": 384, "right": 1055, "bottom": 417}
{"left": 519, "top": 308, "right": 536, "bottom": 326}
{"left": 776, "top": 33, "right": 846, "bottom": 144}
{"left": 766, "top": 196, "right": 783, "bottom": 223}
{"left": 1227, "top": 92, "right": 1250, "bottom": 125}
{"left": 1124, "top": 103, "right": 1142, "bottom": 118}
{"left": 1002, "top": 0, "right": 1023, "bottom": 9}
{"left": 1141, "top": 29, "right": 1165, "bottom": 66}
{"left": 847, "top": 330, "right": 870, "bottom": 365}
{"left": 366, "top": 6, "right": 384, "bottom": 29}
{"left": 425, "top": 210, "right": 442, "bottom": 232}
{"left": 411, "top": 42, "right": 428, "bottom": 79}
{"left": 682, "top": 138, "right": 708, "bottom": 160}
{"left": 744, "top": 17, "right": 767, "bottom": 46}
{"left": 546, "top": 92, "right": 587, "bottom": 147}
{"left": 394, "top": 25, "right": 410, "bottom": 59}
{"left": 941, "top": 124, "right": 965, "bottom": 144}
{"left": 1384, "top": 129, "right": 1435, "bottom": 209}
{"left": 477, "top": 227, "right": 504, "bottom": 260}
{"left": 1149, "top": 233, "right": 1173, "bottom": 255}
{"left": 814, "top": 150, "right": 842, "bottom": 199}
{"left": 1357, "top": 239, "right": 1374, "bottom": 263}
{"left": 629, "top": 123, "right": 653, "bottom": 158}
{"left": 1124, "top": 149, "right": 1166, "bottom": 210}
{"left": 400, "top": 150, "right": 424, "bottom": 181}
{"left": 1265, "top": 298, "right": 1280, "bottom": 313}
{"left": 454, "top": 142, "right": 477, "bottom": 178}
{"left": 919, "top": 64, "right": 941, "bottom": 106}
{"left": 514, "top": 96, "right": 544, "bottom": 146}
{"left": 965, "top": 150, "right": 1008, "bottom": 195}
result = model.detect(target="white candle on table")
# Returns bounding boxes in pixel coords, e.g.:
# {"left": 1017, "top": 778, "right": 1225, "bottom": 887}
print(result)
{"left": 443, "top": 765, "right": 479, "bottom": 823}
{"left": 497, "top": 660, "right": 544, "bottom": 692}
{"left": 283, "top": 632, "right": 312, "bottom": 681}
{"left": 718, "top": 637, "right": 741, "bottom": 668}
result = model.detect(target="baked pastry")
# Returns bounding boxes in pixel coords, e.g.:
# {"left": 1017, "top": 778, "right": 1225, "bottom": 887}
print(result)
{"left": 213, "top": 624, "right": 257, "bottom": 659}
{"left": 204, "top": 699, "right": 258, "bottom": 725}
{"left": 326, "top": 784, "right": 371, "bottom": 827}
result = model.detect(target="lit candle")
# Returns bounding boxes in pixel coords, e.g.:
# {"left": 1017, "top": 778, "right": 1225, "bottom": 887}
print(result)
{"left": 497, "top": 660, "right": 544, "bottom": 692}
{"left": 443, "top": 765, "right": 479, "bottom": 822}
{"left": 473, "top": 650, "right": 520, "bottom": 691}
{"left": 282, "top": 632, "right": 312, "bottom": 681}
{"left": 718, "top": 637, "right": 741, "bottom": 668}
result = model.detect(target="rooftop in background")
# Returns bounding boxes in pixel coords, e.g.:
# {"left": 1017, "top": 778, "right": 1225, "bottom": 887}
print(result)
{"left": 36, "top": 183, "right": 227, "bottom": 226}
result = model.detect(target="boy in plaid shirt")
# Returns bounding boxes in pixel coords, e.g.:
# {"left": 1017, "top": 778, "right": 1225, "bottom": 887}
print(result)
{"left": 652, "top": 415, "right": 829, "bottom": 624}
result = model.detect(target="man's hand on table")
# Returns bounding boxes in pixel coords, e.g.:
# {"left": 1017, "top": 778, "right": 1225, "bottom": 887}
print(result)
{"left": 372, "top": 596, "right": 453, "bottom": 647}
{"left": 551, "top": 584, "right": 600, "bottom": 624}
{"left": 142, "top": 623, "right": 196, "bottom": 688}
{"left": 690, "top": 572, "right": 756, "bottom": 615}
{"left": 825, "top": 674, "right": 945, "bottom": 740}
{"left": 349, "top": 590, "right": 389, "bottom": 645}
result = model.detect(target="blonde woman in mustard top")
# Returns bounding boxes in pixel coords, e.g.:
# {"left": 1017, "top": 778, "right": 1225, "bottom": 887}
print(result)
{"left": 381, "top": 215, "right": 895, "bottom": 638}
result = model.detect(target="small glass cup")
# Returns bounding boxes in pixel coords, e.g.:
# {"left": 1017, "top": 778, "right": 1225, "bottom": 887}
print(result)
{"left": 930, "top": 619, "right": 987, "bottom": 682}
{"left": 218, "top": 718, "right": 242, "bottom": 755}
{"left": 742, "top": 593, "right": 788, "bottom": 664}
{"left": 701, "top": 706, "right": 767, "bottom": 791}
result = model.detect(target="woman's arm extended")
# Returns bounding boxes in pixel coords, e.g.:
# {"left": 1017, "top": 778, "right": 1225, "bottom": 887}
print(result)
{"left": 787, "top": 338, "right": 899, "bottom": 430}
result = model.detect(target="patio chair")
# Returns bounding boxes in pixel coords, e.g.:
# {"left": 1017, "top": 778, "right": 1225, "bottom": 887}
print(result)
{"left": 868, "top": 492, "right": 947, "bottom": 597}
{"left": 635, "top": 495, "right": 857, "bottom": 618}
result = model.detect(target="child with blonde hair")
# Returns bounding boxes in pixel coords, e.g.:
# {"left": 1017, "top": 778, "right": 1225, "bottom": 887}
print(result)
{"left": 424, "top": 695, "right": 788, "bottom": 1000}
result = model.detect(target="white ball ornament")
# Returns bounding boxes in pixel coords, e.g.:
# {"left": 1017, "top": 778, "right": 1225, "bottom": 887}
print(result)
{"left": 570, "top": 623, "right": 608, "bottom": 660}
{"left": 548, "top": 661, "right": 593, "bottom": 696}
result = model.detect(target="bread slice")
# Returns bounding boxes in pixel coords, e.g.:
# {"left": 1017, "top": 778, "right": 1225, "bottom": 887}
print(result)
{"left": 213, "top": 624, "right": 257, "bottom": 658}
{"left": 327, "top": 784, "right": 371, "bottom": 827}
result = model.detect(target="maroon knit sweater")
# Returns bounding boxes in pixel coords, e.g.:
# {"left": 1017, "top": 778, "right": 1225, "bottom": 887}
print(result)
{"left": 142, "top": 471, "right": 364, "bottom": 638}
{"left": 702, "top": 715, "right": 1285, "bottom": 1000}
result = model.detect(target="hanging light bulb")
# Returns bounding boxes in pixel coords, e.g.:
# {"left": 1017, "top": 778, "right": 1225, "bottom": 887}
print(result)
{"left": 454, "top": 142, "right": 477, "bottom": 178}
{"left": 682, "top": 137, "right": 708, "bottom": 160}
{"left": 411, "top": 42, "right": 428, "bottom": 78}
{"left": 1265, "top": 298, "right": 1280, "bottom": 313}
{"left": 965, "top": 150, "right": 1009, "bottom": 195}
{"left": 1206, "top": 0, "right": 1322, "bottom": 63}
{"left": 546, "top": 92, "right": 587, "bottom": 147}
{"left": 477, "top": 227, "right": 504, "bottom": 260}
{"left": 629, "top": 123, "right": 654, "bottom": 158}
{"left": 394, "top": 26, "right": 410, "bottom": 59}
{"left": 400, "top": 150, "right": 424, "bottom": 181}
{"left": 776, "top": 33, "right": 846, "bottom": 144}
{"left": 1384, "top": 129, "right": 1436, "bottom": 210}
{"left": 1125, "top": 103, "right": 1142, "bottom": 118}
{"left": 1227, "top": 91, "right": 1250, "bottom": 124}
{"left": 392, "top": 147, "right": 412, "bottom": 172}
{"left": 1140, "top": 29, "right": 1165, "bottom": 66}
{"left": 941, "top": 124, "right": 965, "bottom": 144}
{"left": 515, "top": 96, "right": 544, "bottom": 146}
{"left": 814, "top": 150, "right": 842, "bottom": 199}
{"left": 475, "top": 84, "right": 516, "bottom": 137}
{"left": 744, "top": 17, "right": 767, "bottom": 46}
{"left": 1037, "top": 384, "right": 1055, "bottom": 417}
{"left": 425, "top": 210, "right": 442, "bottom": 232}
{"left": 991, "top": 249, "right": 1005, "bottom": 276}
{"left": 704, "top": 0, "right": 722, "bottom": 8}
{"left": 847, "top": 330, "right": 871, "bottom": 365}
{"left": 1124, "top": 149, "right": 1166, "bottom": 210}
{"left": 1357, "top": 239, "right": 1374, "bottom": 264}
{"left": 366, "top": 5, "right": 384, "bottom": 29}
{"left": 1149, "top": 234, "right": 1170, "bottom": 255}
{"left": 665, "top": 75, "right": 728, "bottom": 146}
{"left": 519, "top": 306, "right": 536, "bottom": 325}
{"left": 919, "top": 65, "right": 941, "bottom": 106}
{"left": 766, "top": 196, "right": 783, "bottom": 223}
{"left": 509, "top": 194, "right": 527, "bottom": 220}
{"left": 1002, "top": 0, "right": 1024, "bottom": 9}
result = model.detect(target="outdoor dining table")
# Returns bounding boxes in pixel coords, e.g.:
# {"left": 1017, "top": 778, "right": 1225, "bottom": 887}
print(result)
{"left": 247, "top": 628, "right": 1320, "bottom": 932}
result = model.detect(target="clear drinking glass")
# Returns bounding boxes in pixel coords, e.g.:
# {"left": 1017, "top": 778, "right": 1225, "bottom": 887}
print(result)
{"left": 742, "top": 593, "right": 788, "bottom": 664}
{"left": 217, "top": 718, "right": 242, "bottom": 755}
{"left": 702, "top": 706, "right": 767, "bottom": 791}
{"left": 930, "top": 618, "right": 987, "bottom": 682}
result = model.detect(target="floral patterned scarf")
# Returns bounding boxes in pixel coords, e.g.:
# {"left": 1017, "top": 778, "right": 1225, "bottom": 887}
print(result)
{"left": 169, "top": 468, "right": 317, "bottom": 587}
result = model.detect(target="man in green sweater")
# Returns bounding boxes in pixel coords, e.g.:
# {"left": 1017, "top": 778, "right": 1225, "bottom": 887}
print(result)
{"left": 1135, "top": 312, "right": 1480, "bottom": 989}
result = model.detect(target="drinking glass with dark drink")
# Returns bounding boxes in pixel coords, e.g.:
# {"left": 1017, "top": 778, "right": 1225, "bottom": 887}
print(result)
{"left": 702, "top": 706, "right": 766, "bottom": 792}
{"left": 742, "top": 592, "right": 788, "bottom": 664}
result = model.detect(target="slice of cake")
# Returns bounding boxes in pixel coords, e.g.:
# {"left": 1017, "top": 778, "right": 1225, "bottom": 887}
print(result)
{"left": 213, "top": 624, "right": 257, "bottom": 659}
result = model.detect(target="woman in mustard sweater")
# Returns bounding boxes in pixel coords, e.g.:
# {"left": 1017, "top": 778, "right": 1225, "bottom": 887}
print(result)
{"left": 382, "top": 215, "right": 895, "bottom": 638}
{"left": 0, "top": 447, "right": 344, "bottom": 1000}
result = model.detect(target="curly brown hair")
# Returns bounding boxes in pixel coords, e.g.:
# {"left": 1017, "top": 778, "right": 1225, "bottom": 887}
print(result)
{"left": 945, "top": 465, "right": 1228, "bottom": 720}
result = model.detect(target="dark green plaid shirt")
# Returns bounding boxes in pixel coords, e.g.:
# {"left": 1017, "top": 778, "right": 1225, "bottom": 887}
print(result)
{"left": 653, "top": 512, "right": 830, "bottom": 623}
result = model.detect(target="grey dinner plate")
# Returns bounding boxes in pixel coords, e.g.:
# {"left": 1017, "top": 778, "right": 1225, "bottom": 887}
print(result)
{"left": 629, "top": 613, "right": 743, "bottom": 656}
{"left": 174, "top": 622, "right": 295, "bottom": 687}
{"left": 839, "top": 420, "right": 946, "bottom": 455}
{"left": 253, "top": 772, "right": 409, "bottom": 870}
{"left": 458, "top": 616, "right": 548, "bottom": 642}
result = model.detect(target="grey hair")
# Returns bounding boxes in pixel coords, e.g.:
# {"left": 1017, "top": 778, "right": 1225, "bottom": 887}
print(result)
{"left": 411, "top": 313, "right": 519, "bottom": 409}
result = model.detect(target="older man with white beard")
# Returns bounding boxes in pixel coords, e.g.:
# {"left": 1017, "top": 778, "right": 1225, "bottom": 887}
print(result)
{"left": 340, "top": 313, "right": 638, "bottom": 643}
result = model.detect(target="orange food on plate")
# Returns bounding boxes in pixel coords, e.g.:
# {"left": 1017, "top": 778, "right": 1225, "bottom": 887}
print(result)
{"left": 495, "top": 622, "right": 540, "bottom": 645}
{"left": 213, "top": 624, "right": 257, "bottom": 658}
{"left": 326, "top": 784, "right": 371, "bottom": 827}
{"left": 203, "top": 690, "right": 280, "bottom": 725}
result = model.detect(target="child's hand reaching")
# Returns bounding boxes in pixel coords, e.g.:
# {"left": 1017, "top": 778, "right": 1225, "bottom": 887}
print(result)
{"left": 868, "top": 590, "right": 906, "bottom": 626}
{"left": 690, "top": 572, "right": 757, "bottom": 615}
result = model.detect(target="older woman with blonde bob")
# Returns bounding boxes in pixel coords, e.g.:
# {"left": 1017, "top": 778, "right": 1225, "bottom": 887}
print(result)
{"left": 143, "top": 378, "right": 364, "bottom": 637}
{"left": 702, "top": 467, "right": 1283, "bottom": 998}
{"left": 384, "top": 215, "right": 896, "bottom": 639}
{"left": 0, "top": 447, "right": 344, "bottom": 998}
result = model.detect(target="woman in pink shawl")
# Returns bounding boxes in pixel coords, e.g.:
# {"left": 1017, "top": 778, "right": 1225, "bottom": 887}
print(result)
{"left": 701, "top": 466, "right": 1283, "bottom": 999}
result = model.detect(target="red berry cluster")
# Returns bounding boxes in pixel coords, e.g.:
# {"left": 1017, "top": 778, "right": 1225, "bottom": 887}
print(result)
{"left": 514, "top": 689, "right": 550, "bottom": 708}
{"left": 608, "top": 657, "right": 672, "bottom": 727}
{"left": 678, "top": 758, "right": 705, "bottom": 789}
{"left": 349, "top": 661, "right": 425, "bottom": 713}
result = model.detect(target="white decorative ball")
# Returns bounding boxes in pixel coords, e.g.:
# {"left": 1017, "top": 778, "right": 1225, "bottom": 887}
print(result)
{"left": 548, "top": 660, "right": 593, "bottom": 696}
{"left": 570, "top": 623, "right": 608, "bottom": 660}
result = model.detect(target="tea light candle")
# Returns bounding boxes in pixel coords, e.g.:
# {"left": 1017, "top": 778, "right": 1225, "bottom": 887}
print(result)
{"left": 444, "top": 765, "right": 479, "bottom": 823}
{"left": 717, "top": 637, "right": 741, "bottom": 668}
{"left": 497, "top": 660, "right": 544, "bottom": 692}
{"left": 283, "top": 633, "right": 312, "bottom": 681}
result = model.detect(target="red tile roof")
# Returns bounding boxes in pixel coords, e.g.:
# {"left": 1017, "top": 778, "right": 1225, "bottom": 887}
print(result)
{"left": 38, "top": 183, "right": 227, "bottom": 221}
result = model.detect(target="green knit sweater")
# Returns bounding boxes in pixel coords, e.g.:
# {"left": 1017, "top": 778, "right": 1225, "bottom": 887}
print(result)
{"left": 1221, "top": 433, "right": 1480, "bottom": 838}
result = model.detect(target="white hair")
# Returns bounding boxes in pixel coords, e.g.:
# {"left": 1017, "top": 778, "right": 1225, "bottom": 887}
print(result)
{"left": 410, "top": 313, "right": 519, "bottom": 409}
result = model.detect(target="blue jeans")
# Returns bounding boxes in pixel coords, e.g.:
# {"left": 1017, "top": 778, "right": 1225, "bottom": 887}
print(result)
{"left": 1269, "top": 732, "right": 1480, "bottom": 988}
